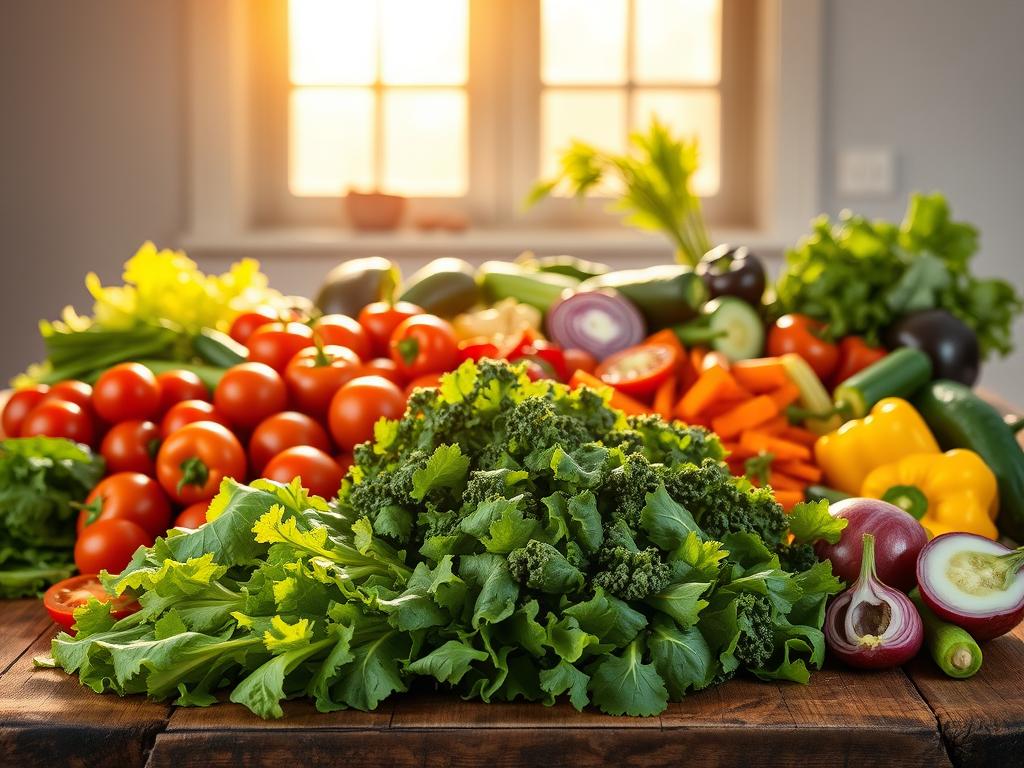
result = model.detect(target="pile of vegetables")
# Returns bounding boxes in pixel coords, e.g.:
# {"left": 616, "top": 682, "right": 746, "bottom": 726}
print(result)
{"left": 40, "top": 360, "right": 845, "bottom": 717}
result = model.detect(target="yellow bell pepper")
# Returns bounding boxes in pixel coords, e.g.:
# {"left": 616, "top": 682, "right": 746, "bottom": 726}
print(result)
{"left": 814, "top": 398, "right": 939, "bottom": 495}
{"left": 860, "top": 449, "right": 999, "bottom": 539}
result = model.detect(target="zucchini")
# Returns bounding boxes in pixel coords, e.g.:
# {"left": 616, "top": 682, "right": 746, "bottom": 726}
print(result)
{"left": 399, "top": 258, "right": 481, "bottom": 317}
{"left": 579, "top": 265, "right": 707, "bottom": 330}
{"left": 913, "top": 379, "right": 1024, "bottom": 541}
{"left": 315, "top": 257, "right": 399, "bottom": 316}
{"left": 780, "top": 353, "right": 842, "bottom": 434}
{"left": 834, "top": 347, "right": 932, "bottom": 419}
{"left": 515, "top": 253, "right": 610, "bottom": 282}
{"left": 193, "top": 328, "right": 247, "bottom": 367}
{"left": 805, "top": 485, "right": 851, "bottom": 504}
{"left": 909, "top": 588, "right": 983, "bottom": 679}
{"left": 478, "top": 261, "right": 578, "bottom": 312}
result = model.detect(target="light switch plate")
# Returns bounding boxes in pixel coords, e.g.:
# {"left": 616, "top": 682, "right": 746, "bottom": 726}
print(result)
{"left": 836, "top": 148, "right": 896, "bottom": 198}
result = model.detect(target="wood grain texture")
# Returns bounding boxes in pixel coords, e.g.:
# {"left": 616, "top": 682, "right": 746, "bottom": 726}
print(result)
{"left": 0, "top": 600, "right": 53, "bottom": 675}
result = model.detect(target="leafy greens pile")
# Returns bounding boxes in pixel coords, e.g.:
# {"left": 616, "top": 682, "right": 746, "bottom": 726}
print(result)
{"left": 44, "top": 361, "right": 844, "bottom": 717}
{"left": 773, "top": 192, "right": 1022, "bottom": 358}
{"left": 0, "top": 437, "right": 105, "bottom": 597}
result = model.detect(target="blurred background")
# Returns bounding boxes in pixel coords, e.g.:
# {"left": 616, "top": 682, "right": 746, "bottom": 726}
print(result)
{"left": 1, "top": 0, "right": 1021, "bottom": 395}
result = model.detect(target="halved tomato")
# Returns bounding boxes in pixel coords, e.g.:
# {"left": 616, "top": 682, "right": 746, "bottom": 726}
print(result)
{"left": 43, "top": 574, "right": 140, "bottom": 633}
{"left": 594, "top": 342, "right": 679, "bottom": 399}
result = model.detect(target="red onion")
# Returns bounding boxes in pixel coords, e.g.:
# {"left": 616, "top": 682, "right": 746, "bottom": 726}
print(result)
{"left": 916, "top": 532, "right": 1024, "bottom": 641}
{"left": 825, "top": 533, "right": 923, "bottom": 668}
{"left": 814, "top": 497, "right": 927, "bottom": 593}
{"left": 545, "top": 290, "right": 645, "bottom": 360}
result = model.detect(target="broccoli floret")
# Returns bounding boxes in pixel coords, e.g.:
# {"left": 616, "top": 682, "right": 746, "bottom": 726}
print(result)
{"left": 600, "top": 452, "right": 663, "bottom": 531}
{"left": 592, "top": 544, "right": 671, "bottom": 602}
{"left": 507, "top": 540, "right": 585, "bottom": 594}
{"left": 503, "top": 398, "right": 591, "bottom": 457}
{"left": 734, "top": 593, "right": 775, "bottom": 669}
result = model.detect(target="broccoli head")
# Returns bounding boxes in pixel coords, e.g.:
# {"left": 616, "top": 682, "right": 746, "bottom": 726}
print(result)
{"left": 592, "top": 544, "right": 671, "bottom": 602}
{"left": 507, "top": 540, "right": 585, "bottom": 594}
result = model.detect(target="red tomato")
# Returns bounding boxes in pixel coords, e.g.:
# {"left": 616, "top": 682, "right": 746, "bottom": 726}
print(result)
{"left": 161, "top": 399, "right": 230, "bottom": 437}
{"left": 174, "top": 501, "right": 210, "bottom": 530}
{"left": 335, "top": 452, "right": 354, "bottom": 475}
{"left": 594, "top": 342, "right": 679, "bottom": 398}
{"left": 563, "top": 348, "right": 598, "bottom": 377}
{"left": 247, "top": 322, "right": 315, "bottom": 372}
{"left": 262, "top": 446, "right": 344, "bottom": 500}
{"left": 832, "top": 336, "right": 887, "bottom": 387}
{"left": 767, "top": 314, "right": 839, "bottom": 381}
{"left": 92, "top": 363, "right": 161, "bottom": 423}
{"left": 20, "top": 400, "right": 94, "bottom": 445}
{"left": 511, "top": 340, "right": 569, "bottom": 381}
{"left": 328, "top": 376, "right": 406, "bottom": 451}
{"left": 44, "top": 380, "right": 93, "bottom": 411}
{"left": 284, "top": 345, "right": 361, "bottom": 420}
{"left": 229, "top": 307, "right": 279, "bottom": 344}
{"left": 313, "top": 314, "right": 371, "bottom": 360}
{"left": 248, "top": 411, "right": 332, "bottom": 474}
{"left": 2, "top": 385, "right": 49, "bottom": 437}
{"left": 358, "top": 301, "right": 423, "bottom": 356}
{"left": 100, "top": 420, "right": 161, "bottom": 476}
{"left": 77, "top": 471, "right": 172, "bottom": 538}
{"left": 389, "top": 314, "right": 458, "bottom": 378}
{"left": 43, "top": 574, "right": 140, "bottom": 632}
{"left": 156, "top": 370, "right": 209, "bottom": 413}
{"left": 214, "top": 362, "right": 288, "bottom": 430}
{"left": 405, "top": 372, "right": 444, "bottom": 396}
{"left": 156, "top": 421, "right": 247, "bottom": 504}
{"left": 356, "top": 357, "right": 405, "bottom": 386}
{"left": 74, "top": 518, "right": 152, "bottom": 575}
{"left": 457, "top": 338, "right": 500, "bottom": 364}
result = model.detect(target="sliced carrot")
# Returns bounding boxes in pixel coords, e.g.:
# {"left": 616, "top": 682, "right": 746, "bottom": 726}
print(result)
{"left": 766, "top": 381, "right": 801, "bottom": 410}
{"left": 710, "top": 395, "right": 779, "bottom": 440}
{"left": 689, "top": 347, "right": 707, "bottom": 373}
{"left": 775, "top": 460, "right": 823, "bottom": 484}
{"left": 739, "top": 430, "right": 812, "bottom": 462}
{"left": 676, "top": 366, "right": 748, "bottom": 422}
{"left": 653, "top": 375, "right": 676, "bottom": 420}
{"left": 773, "top": 490, "right": 805, "bottom": 511}
{"left": 569, "top": 370, "right": 652, "bottom": 416}
{"left": 702, "top": 351, "right": 732, "bottom": 371}
{"left": 768, "top": 471, "right": 805, "bottom": 492}
{"left": 732, "top": 358, "right": 789, "bottom": 393}
{"left": 777, "top": 425, "right": 820, "bottom": 448}
{"left": 755, "top": 415, "right": 789, "bottom": 435}
{"left": 722, "top": 442, "right": 759, "bottom": 461}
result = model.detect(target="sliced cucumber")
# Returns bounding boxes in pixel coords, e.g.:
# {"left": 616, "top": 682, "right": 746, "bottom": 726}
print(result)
{"left": 675, "top": 297, "right": 764, "bottom": 360}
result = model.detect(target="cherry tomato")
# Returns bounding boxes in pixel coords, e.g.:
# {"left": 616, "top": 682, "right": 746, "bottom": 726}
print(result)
{"left": 100, "top": 420, "right": 161, "bottom": 476}
{"left": 247, "top": 322, "right": 314, "bottom": 372}
{"left": 405, "top": 372, "right": 444, "bottom": 397}
{"left": 356, "top": 357, "right": 405, "bottom": 386}
{"left": 284, "top": 345, "right": 361, "bottom": 421}
{"left": 2, "top": 385, "right": 49, "bottom": 437}
{"left": 43, "top": 574, "right": 140, "bottom": 633}
{"left": 92, "top": 363, "right": 161, "bottom": 423}
{"left": 767, "top": 314, "right": 840, "bottom": 381}
{"left": 335, "top": 452, "right": 354, "bottom": 475}
{"left": 44, "top": 380, "right": 93, "bottom": 411}
{"left": 499, "top": 328, "right": 540, "bottom": 360}
{"left": 77, "top": 471, "right": 172, "bottom": 538}
{"left": 74, "top": 518, "right": 152, "bottom": 575}
{"left": 389, "top": 314, "right": 458, "bottom": 379}
{"left": 262, "top": 446, "right": 344, "bottom": 500}
{"left": 214, "top": 362, "right": 288, "bottom": 430}
{"left": 20, "top": 400, "right": 94, "bottom": 445}
{"left": 156, "top": 421, "right": 247, "bottom": 504}
{"left": 313, "top": 314, "right": 371, "bottom": 360}
{"left": 358, "top": 301, "right": 423, "bottom": 356}
{"left": 457, "top": 338, "right": 500, "bottom": 364}
{"left": 328, "top": 376, "right": 406, "bottom": 451}
{"left": 511, "top": 340, "right": 568, "bottom": 381}
{"left": 155, "top": 369, "right": 209, "bottom": 413}
{"left": 563, "top": 348, "right": 598, "bottom": 377}
{"left": 174, "top": 501, "right": 209, "bottom": 530}
{"left": 161, "top": 399, "right": 230, "bottom": 437}
{"left": 595, "top": 342, "right": 679, "bottom": 398}
{"left": 832, "top": 336, "right": 887, "bottom": 387}
{"left": 229, "top": 307, "right": 279, "bottom": 345}
{"left": 248, "top": 411, "right": 332, "bottom": 474}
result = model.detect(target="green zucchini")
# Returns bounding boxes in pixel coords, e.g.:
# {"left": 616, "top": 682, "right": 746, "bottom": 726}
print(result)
{"left": 515, "top": 253, "right": 610, "bottom": 282}
{"left": 315, "top": 257, "right": 399, "bottom": 316}
{"left": 478, "top": 261, "right": 578, "bottom": 312}
{"left": 833, "top": 347, "right": 932, "bottom": 418}
{"left": 805, "top": 485, "right": 851, "bottom": 504}
{"left": 399, "top": 258, "right": 481, "bottom": 317}
{"left": 578, "top": 265, "right": 707, "bottom": 330}
{"left": 193, "top": 328, "right": 247, "bottom": 367}
{"left": 913, "top": 379, "right": 1024, "bottom": 541}
{"left": 909, "top": 588, "right": 983, "bottom": 679}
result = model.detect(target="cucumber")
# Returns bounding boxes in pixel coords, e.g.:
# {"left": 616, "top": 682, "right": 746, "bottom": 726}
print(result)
{"left": 579, "top": 265, "right": 707, "bottom": 330}
{"left": 914, "top": 379, "right": 1024, "bottom": 541}
{"left": 515, "top": 253, "right": 610, "bottom": 282}
{"left": 909, "top": 588, "right": 983, "bottom": 679}
{"left": 674, "top": 297, "right": 764, "bottom": 360}
{"left": 833, "top": 347, "right": 932, "bottom": 419}
{"left": 478, "top": 261, "right": 578, "bottom": 312}
{"left": 399, "top": 258, "right": 481, "bottom": 317}
{"left": 193, "top": 328, "right": 247, "bottom": 367}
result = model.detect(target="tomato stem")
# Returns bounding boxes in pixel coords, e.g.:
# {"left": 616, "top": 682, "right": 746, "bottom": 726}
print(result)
{"left": 178, "top": 456, "right": 209, "bottom": 493}
{"left": 396, "top": 337, "right": 420, "bottom": 366}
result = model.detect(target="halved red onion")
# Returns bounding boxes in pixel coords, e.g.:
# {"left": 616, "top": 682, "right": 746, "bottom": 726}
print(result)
{"left": 916, "top": 532, "right": 1024, "bottom": 641}
{"left": 825, "top": 533, "right": 923, "bottom": 669}
{"left": 546, "top": 290, "right": 646, "bottom": 360}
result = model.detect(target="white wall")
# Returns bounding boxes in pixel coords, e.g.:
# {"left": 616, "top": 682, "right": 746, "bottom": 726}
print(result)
{"left": 1, "top": 0, "right": 1022, "bottom": 398}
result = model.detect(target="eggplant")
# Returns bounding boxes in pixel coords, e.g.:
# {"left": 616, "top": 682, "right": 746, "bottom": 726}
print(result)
{"left": 696, "top": 245, "right": 766, "bottom": 306}
{"left": 883, "top": 309, "right": 980, "bottom": 386}
{"left": 398, "top": 257, "right": 480, "bottom": 317}
{"left": 315, "top": 257, "right": 400, "bottom": 317}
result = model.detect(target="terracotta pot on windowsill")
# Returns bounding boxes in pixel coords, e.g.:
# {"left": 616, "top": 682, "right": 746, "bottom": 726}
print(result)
{"left": 345, "top": 190, "right": 406, "bottom": 231}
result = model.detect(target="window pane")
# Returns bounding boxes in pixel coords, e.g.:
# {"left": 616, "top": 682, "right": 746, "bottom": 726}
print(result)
{"left": 633, "top": 89, "right": 720, "bottom": 195}
{"left": 382, "top": 90, "right": 467, "bottom": 195}
{"left": 289, "top": 0, "right": 377, "bottom": 85}
{"left": 541, "top": 0, "right": 628, "bottom": 84}
{"left": 381, "top": 0, "right": 468, "bottom": 85}
{"left": 634, "top": 0, "right": 721, "bottom": 84}
{"left": 541, "top": 90, "right": 626, "bottom": 190}
{"left": 289, "top": 88, "right": 375, "bottom": 196}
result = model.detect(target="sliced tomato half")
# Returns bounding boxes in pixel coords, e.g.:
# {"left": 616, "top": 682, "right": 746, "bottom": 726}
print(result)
{"left": 594, "top": 342, "right": 680, "bottom": 399}
{"left": 43, "top": 574, "right": 140, "bottom": 633}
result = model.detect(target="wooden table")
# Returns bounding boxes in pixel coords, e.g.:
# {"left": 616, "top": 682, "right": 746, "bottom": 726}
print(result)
{"left": 1, "top": 599, "right": 1022, "bottom": 767}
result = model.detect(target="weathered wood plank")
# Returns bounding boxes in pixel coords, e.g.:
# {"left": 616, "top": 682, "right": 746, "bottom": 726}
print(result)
{"left": 166, "top": 696, "right": 392, "bottom": 731}
{"left": 0, "top": 600, "right": 54, "bottom": 676}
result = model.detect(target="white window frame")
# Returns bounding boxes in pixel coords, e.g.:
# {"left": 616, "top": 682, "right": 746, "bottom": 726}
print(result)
{"left": 181, "top": 0, "right": 823, "bottom": 262}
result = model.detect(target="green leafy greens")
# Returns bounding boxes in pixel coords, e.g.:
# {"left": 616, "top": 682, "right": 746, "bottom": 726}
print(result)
{"left": 773, "top": 192, "right": 1022, "bottom": 358}
{"left": 44, "top": 360, "right": 842, "bottom": 717}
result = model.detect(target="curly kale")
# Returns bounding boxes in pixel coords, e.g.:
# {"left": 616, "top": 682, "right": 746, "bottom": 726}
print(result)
{"left": 734, "top": 593, "right": 776, "bottom": 669}
{"left": 592, "top": 544, "right": 671, "bottom": 601}
{"left": 600, "top": 452, "right": 664, "bottom": 531}
{"left": 508, "top": 540, "right": 585, "bottom": 594}
{"left": 503, "top": 397, "right": 592, "bottom": 457}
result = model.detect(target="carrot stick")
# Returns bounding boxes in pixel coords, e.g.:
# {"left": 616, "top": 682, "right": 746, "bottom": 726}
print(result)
{"left": 777, "top": 425, "right": 820, "bottom": 448}
{"left": 653, "top": 375, "right": 676, "bottom": 421}
{"left": 677, "top": 366, "right": 747, "bottom": 422}
{"left": 773, "top": 490, "right": 805, "bottom": 511}
{"left": 722, "top": 442, "right": 759, "bottom": 460}
{"left": 757, "top": 415, "right": 789, "bottom": 435}
{"left": 739, "top": 430, "right": 812, "bottom": 462}
{"left": 766, "top": 381, "right": 801, "bottom": 410}
{"left": 569, "top": 370, "right": 652, "bottom": 416}
{"left": 732, "top": 358, "right": 789, "bottom": 393}
{"left": 768, "top": 471, "right": 805, "bottom": 492}
{"left": 710, "top": 395, "right": 779, "bottom": 440}
{"left": 701, "top": 351, "right": 732, "bottom": 371}
{"left": 689, "top": 347, "right": 707, "bottom": 373}
{"left": 775, "top": 460, "right": 823, "bottom": 484}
